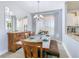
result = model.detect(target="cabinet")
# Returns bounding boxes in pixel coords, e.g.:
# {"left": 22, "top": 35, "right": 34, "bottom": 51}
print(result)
{"left": 8, "top": 32, "right": 28, "bottom": 52}
{"left": 67, "top": 13, "right": 79, "bottom": 26}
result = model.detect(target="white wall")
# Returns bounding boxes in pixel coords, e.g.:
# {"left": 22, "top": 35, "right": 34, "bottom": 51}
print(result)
{"left": 0, "top": 7, "right": 7, "bottom": 54}
{"left": 0, "top": 2, "right": 29, "bottom": 55}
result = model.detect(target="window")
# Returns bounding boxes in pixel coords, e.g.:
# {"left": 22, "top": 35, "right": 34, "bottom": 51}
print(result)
{"left": 35, "top": 15, "right": 54, "bottom": 36}
{"left": 5, "top": 7, "right": 13, "bottom": 32}
{"left": 16, "top": 17, "right": 28, "bottom": 32}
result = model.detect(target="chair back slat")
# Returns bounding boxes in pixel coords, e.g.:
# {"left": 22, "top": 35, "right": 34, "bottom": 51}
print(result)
{"left": 22, "top": 41, "right": 42, "bottom": 58}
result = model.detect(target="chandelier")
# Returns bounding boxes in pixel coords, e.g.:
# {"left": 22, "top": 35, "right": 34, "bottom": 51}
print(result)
{"left": 34, "top": 1, "right": 44, "bottom": 20}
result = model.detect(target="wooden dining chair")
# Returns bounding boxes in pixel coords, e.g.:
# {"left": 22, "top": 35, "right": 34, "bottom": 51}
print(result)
{"left": 24, "top": 33, "right": 29, "bottom": 39}
{"left": 22, "top": 41, "right": 44, "bottom": 58}
{"left": 29, "top": 31, "right": 35, "bottom": 36}
{"left": 46, "top": 40, "right": 60, "bottom": 58}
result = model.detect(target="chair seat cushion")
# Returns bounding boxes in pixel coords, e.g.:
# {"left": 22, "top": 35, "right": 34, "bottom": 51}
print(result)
{"left": 46, "top": 50, "right": 59, "bottom": 57}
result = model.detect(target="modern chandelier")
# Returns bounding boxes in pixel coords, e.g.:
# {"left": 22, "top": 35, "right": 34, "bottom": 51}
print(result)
{"left": 34, "top": 1, "right": 44, "bottom": 20}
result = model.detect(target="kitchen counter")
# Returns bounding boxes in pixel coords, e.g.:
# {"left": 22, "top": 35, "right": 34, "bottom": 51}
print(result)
{"left": 67, "top": 33, "right": 79, "bottom": 42}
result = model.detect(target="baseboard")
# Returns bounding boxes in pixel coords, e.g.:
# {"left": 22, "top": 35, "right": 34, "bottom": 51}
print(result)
{"left": 62, "top": 42, "right": 72, "bottom": 58}
{"left": 0, "top": 50, "right": 8, "bottom": 56}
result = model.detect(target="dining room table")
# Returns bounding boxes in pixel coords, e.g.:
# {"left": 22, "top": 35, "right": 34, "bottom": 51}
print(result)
{"left": 16, "top": 34, "right": 60, "bottom": 57}
{"left": 16, "top": 34, "right": 51, "bottom": 51}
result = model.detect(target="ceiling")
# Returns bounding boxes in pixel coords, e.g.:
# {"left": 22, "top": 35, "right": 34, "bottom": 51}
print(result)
{"left": 0, "top": 1, "right": 65, "bottom": 19}
{"left": 2, "top": 1, "right": 64, "bottom": 13}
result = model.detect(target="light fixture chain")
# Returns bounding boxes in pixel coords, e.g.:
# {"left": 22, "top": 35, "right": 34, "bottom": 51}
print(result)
{"left": 37, "top": 0, "right": 40, "bottom": 15}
